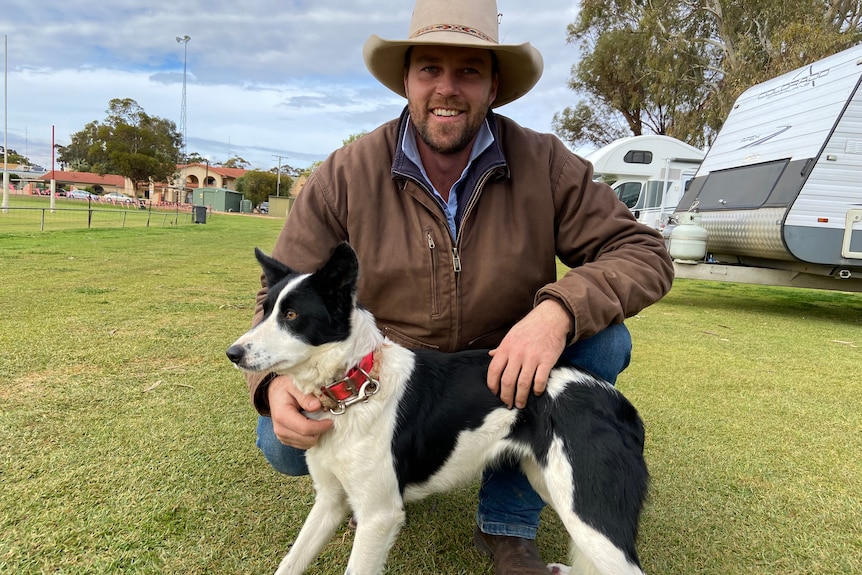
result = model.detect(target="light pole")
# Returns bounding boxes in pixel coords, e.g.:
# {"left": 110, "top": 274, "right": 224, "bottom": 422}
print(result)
{"left": 176, "top": 35, "right": 190, "bottom": 204}
{"left": 3, "top": 34, "right": 9, "bottom": 212}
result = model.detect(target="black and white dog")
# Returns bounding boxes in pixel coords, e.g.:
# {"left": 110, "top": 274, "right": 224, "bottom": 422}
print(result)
{"left": 227, "top": 243, "right": 648, "bottom": 575}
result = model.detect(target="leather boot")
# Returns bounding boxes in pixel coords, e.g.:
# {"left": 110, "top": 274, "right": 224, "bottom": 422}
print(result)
{"left": 474, "top": 527, "right": 550, "bottom": 574}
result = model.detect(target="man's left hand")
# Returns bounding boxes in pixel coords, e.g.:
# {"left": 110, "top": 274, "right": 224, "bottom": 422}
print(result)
{"left": 487, "top": 299, "right": 573, "bottom": 409}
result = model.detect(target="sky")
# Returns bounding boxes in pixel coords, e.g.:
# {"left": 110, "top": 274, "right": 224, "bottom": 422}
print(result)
{"left": 0, "top": 0, "right": 582, "bottom": 172}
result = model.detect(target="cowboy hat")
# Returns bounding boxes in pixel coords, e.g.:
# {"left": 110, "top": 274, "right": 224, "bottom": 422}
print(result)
{"left": 363, "top": 0, "right": 544, "bottom": 108}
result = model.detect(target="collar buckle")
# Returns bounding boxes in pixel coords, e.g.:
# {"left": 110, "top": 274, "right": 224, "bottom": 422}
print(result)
{"left": 319, "top": 353, "right": 379, "bottom": 415}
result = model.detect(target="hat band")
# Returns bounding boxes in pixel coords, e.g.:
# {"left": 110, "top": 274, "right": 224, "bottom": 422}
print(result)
{"left": 410, "top": 23, "right": 497, "bottom": 44}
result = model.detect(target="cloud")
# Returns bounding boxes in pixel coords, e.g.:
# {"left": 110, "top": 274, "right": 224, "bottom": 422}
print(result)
{"left": 0, "top": 0, "right": 581, "bottom": 171}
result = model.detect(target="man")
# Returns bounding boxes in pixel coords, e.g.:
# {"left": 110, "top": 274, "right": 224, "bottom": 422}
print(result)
{"left": 246, "top": 0, "right": 674, "bottom": 573}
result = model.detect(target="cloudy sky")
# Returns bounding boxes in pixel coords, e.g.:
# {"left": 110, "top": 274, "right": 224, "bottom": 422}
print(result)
{"left": 0, "top": 0, "right": 582, "bottom": 171}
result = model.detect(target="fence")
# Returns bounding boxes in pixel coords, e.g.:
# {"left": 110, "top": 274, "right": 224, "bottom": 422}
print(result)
{"left": 0, "top": 201, "right": 205, "bottom": 233}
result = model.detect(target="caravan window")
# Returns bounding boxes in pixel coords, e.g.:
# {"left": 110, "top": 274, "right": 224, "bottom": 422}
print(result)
{"left": 695, "top": 159, "right": 788, "bottom": 210}
{"left": 615, "top": 181, "right": 672, "bottom": 210}
{"left": 623, "top": 150, "right": 653, "bottom": 164}
{"left": 641, "top": 180, "right": 672, "bottom": 209}
{"left": 614, "top": 182, "right": 643, "bottom": 208}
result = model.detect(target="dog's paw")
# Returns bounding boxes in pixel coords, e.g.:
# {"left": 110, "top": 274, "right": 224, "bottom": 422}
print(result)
{"left": 547, "top": 564, "right": 571, "bottom": 575}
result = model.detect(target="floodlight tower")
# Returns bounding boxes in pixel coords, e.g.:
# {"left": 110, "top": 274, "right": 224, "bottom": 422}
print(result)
{"left": 176, "top": 34, "right": 190, "bottom": 202}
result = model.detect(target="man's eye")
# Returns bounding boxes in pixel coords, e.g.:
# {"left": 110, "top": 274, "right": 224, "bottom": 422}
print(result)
{"left": 283, "top": 309, "right": 298, "bottom": 320}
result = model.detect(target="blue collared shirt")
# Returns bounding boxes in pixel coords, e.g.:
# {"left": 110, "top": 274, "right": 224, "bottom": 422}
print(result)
{"left": 402, "top": 118, "right": 494, "bottom": 239}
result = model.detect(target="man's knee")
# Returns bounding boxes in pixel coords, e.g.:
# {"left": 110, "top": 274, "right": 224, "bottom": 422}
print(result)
{"left": 560, "top": 322, "right": 632, "bottom": 384}
{"left": 255, "top": 416, "right": 310, "bottom": 476}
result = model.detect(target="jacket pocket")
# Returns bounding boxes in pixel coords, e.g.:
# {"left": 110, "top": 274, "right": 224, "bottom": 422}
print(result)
{"left": 467, "top": 327, "right": 510, "bottom": 350}
{"left": 381, "top": 326, "right": 440, "bottom": 350}
{"left": 426, "top": 230, "right": 441, "bottom": 317}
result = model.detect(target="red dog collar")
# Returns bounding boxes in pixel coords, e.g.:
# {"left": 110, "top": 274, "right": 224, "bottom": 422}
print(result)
{"left": 319, "top": 352, "right": 379, "bottom": 414}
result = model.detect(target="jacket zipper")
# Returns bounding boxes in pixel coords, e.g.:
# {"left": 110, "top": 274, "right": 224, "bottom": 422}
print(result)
{"left": 451, "top": 168, "right": 496, "bottom": 275}
{"left": 449, "top": 167, "right": 497, "bottom": 347}
{"left": 405, "top": 166, "right": 499, "bottom": 276}
{"left": 426, "top": 231, "right": 441, "bottom": 317}
{"left": 401, "top": 173, "right": 463, "bottom": 275}
{"left": 451, "top": 247, "right": 462, "bottom": 273}
{"left": 456, "top": 169, "right": 496, "bottom": 242}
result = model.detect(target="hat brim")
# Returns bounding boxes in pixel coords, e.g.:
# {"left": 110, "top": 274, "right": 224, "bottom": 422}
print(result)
{"left": 363, "top": 33, "right": 543, "bottom": 108}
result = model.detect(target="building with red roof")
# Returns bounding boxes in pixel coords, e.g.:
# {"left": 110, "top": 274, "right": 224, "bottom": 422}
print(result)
{"left": 38, "top": 170, "right": 129, "bottom": 194}
{"left": 33, "top": 163, "right": 250, "bottom": 204}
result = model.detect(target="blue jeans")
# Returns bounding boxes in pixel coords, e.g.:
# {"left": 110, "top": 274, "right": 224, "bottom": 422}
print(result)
{"left": 255, "top": 322, "right": 633, "bottom": 539}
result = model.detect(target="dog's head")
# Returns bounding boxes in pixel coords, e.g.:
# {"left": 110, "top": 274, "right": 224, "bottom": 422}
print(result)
{"left": 226, "top": 242, "right": 359, "bottom": 374}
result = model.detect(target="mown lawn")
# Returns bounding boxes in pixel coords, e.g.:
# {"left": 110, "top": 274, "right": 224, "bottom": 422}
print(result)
{"left": 1, "top": 214, "right": 860, "bottom": 574}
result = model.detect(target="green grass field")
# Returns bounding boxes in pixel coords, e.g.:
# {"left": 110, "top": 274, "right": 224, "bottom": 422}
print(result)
{"left": 1, "top": 215, "right": 860, "bottom": 574}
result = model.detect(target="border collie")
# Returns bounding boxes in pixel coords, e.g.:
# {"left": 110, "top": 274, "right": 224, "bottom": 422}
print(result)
{"left": 227, "top": 243, "right": 648, "bottom": 575}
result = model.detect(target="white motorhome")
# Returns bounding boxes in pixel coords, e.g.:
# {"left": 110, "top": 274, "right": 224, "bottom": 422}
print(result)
{"left": 586, "top": 135, "right": 704, "bottom": 230}
{"left": 673, "top": 43, "right": 862, "bottom": 291}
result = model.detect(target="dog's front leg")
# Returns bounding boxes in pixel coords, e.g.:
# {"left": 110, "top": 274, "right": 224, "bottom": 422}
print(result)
{"left": 343, "top": 499, "right": 406, "bottom": 575}
{"left": 274, "top": 477, "right": 350, "bottom": 575}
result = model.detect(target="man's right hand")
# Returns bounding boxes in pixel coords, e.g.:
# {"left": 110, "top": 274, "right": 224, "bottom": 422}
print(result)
{"left": 267, "top": 375, "right": 334, "bottom": 449}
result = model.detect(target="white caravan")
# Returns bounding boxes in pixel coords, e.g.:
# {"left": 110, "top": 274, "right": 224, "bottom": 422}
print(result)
{"left": 673, "top": 43, "right": 862, "bottom": 291}
{"left": 586, "top": 135, "right": 704, "bottom": 230}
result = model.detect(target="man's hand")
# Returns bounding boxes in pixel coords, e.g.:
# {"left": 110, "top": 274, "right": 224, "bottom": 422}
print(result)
{"left": 487, "top": 299, "right": 573, "bottom": 409}
{"left": 267, "top": 375, "right": 334, "bottom": 449}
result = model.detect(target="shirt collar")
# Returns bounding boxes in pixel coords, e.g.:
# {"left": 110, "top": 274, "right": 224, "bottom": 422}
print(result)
{"left": 401, "top": 118, "right": 495, "bottom": 192}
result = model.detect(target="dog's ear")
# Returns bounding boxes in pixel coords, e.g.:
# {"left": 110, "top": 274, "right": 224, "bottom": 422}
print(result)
{"left": 312, "top": 242, "right": 359, "bottom": 313}
{"left": 254, "top": 248, "right": 296, "bottom": 289}
{"left": 315, "top": 242, "right": 359, "bottom": 291}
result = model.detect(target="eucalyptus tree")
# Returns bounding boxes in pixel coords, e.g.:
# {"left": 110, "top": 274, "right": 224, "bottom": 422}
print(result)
{"left": 58, "top": 98, "right": 182, "bottom": 196}
{"left": 556, "top": 0, "right": 862, "bottom": 150}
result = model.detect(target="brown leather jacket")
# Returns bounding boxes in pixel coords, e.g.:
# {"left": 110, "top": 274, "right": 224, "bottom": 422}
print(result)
{"left": 247, "top": 109, "right": 673, "bottom": 413}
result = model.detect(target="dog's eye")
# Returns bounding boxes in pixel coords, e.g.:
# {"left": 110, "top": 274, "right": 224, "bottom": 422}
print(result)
{"left": 283, "top": 309, "right": 298, "bottom": 321}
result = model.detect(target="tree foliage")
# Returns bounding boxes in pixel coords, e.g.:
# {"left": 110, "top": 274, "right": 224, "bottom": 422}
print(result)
{"left": 185, "top": 151, "right": 209, "bottom": 164}
{"left": 342, "top": 132, "right": 368, "bottom": 146}
{"left": 269, "top": 164, "right": 303, "bottom": 177}
{"left": 557, "top": 0, "right": 862, "bottom": 149}
{"left": 220, "top": 156, "right": 250, "bottom": 169}
{"left": 235, "top": 170, "right": 291, "bottom": 206}
{"left": 301, "top": 161, "right": 323, "bottom": 178}
{"left": 57, "top": 99, "right": 182, "bottom": 195}
{"left": 1, "top": 147, "right": 31, "bottom": 166}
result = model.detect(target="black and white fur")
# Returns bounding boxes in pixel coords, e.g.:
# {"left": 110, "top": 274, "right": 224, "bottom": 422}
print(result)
{"left": 227, "top": 243, "right": 649, "bottom": 575}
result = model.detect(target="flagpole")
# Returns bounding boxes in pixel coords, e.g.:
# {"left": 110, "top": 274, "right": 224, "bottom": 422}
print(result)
{"left": 50, "top": 125, "right": 55, "bottom": 211}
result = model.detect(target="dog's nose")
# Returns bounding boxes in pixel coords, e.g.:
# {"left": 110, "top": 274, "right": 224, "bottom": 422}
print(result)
{"left": 226, "top": 344, "right": 245, "bottom": 364}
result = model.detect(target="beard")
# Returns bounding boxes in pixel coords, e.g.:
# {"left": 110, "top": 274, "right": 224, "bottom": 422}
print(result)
{"left": 408, "top": 98, "right": 488, "bottom": 155}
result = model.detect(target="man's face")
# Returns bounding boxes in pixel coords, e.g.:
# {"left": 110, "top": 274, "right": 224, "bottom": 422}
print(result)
{"left": 404, "top": 45, "right": 499, "bottom": 156}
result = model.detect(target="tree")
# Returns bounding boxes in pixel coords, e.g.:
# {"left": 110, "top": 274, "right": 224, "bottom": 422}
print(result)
{"left": 558, "top": 0, "right": 862, "bottom": 150}
{"left": 552, "top": 102, "right": 629, "bottom": 150}
{"left": 557, "top": 2, "right": 712, "bottom": 148}
{"left": 57, "top": 98, "right": 182, "bottom": 197}
{"left": 56, "top": 121, "right": 99, "bottom": 172}
{"left": 185, "top": 151, "right": 208, "bottom": 164}
{"left": 235, "top": 170, "right": 289, "bottom": 206}
{"left": 220, "top": 156, "right": 250, "bottom": 169}
{"left": 300, "top": 161, "right": 323, "bottom": 178}
{"left": 0, "top": 147, "right": 31, "bottom": 165}
{"left": 342, "top": 132, "right": 368, "bottom": 146}
{"left": 269, "top": 164, "right": 303, "bottom": 178}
